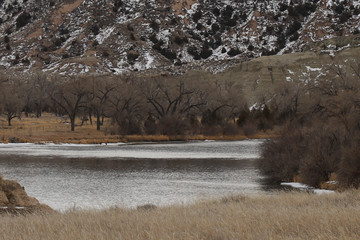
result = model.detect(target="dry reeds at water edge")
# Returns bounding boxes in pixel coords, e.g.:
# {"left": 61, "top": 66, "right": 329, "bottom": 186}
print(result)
{"left": 1, "top": 191, "right": 360, "bottom": 240}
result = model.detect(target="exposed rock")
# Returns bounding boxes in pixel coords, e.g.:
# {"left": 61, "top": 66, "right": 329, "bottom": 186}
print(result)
{"left": 0, "top": 175, "right": 53, "bottom": 215}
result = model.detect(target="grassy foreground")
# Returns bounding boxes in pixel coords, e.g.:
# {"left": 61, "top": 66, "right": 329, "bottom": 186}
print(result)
{"left": 1, "top": 191, "right": 360, "bottom": 240}
{"left": 0, "top": 114, "right": 272, "bottom": 144}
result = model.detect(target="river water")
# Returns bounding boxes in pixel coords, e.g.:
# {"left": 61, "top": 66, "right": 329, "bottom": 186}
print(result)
{"left": 0, "top": 140, "right": 273, "bottom": 210}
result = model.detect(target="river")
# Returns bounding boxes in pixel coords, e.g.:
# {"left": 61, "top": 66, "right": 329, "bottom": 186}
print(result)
{"left": 0, "top": 139, "right": 274, "bottom": 210}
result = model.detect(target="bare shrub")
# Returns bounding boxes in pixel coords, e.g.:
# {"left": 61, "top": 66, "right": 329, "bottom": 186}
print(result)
{"left": 222, "top": 122, "right": 241, "bottom": 135}
{"left": 242, "top": 121, "right": 257, "bottom": 136}
{"left": 258, "top": 124, "right": 305, "bottom": 183}
{"left": 158, "top": 115, "right": 190, "bottom": 136}
{"left": 299, "top": 127, "right": 341, "bottom": 187}
{"left": 338, "top": 146, "right": 360, "bottom": 188}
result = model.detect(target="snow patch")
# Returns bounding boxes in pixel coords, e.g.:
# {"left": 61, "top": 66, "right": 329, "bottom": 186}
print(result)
{"left": 96, "top": 26, "right": 115, "bottom": 45}
{"left": 281, "top": 182, "right": 335, "bottom": 195}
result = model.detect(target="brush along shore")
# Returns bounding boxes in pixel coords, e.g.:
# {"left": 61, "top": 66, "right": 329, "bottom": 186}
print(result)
{"left": 0, "top": 114, "right": 274, "bottom": 144}
{"left": 0, "top": 191, "right": 360, "bottom": 239}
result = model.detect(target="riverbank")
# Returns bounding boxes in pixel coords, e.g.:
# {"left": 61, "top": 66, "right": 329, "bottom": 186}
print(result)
{"left": 1, "top": 191, "right": 359, "bottom": 239}
{"left": 0, "top": 114, "right": 275, "bottom": 144}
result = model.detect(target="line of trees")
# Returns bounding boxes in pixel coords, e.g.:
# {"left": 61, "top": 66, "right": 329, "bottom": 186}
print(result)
{"left": 0, "top": 72, "right": 273, "bottom": 136}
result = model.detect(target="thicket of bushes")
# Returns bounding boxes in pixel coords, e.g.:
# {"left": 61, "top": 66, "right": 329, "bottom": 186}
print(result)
{"left": 258, "top": 59, "right": 360, "bottom": 188}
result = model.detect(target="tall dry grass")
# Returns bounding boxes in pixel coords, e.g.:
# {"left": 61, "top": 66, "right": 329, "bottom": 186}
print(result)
{"left": 1, "top": 191, "right": 360, "bottom": 239}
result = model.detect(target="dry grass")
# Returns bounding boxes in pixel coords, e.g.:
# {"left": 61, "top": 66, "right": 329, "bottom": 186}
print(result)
{"left": 0, "top": 191, "right": 360, "bottom": 239}
{"left": 0, "top": 114, "right": 272, "bottom": 144}
{"left": 0, "top": 113, "right": 121, "bottom": 144}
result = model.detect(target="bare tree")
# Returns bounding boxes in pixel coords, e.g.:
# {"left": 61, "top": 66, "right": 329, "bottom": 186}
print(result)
{"left": 50, "top": 76, "right": 89, "bottom": 131}
{"left": 109, "top": 79, "right": 144, "bottom": 135}
{"left": 143, "top": 77, "right": 205, "bottom": 119}
{"left": 87, "top": 77, "right": 115, "bottom": 130}
{"left": 140, "top": 77, "right": 206, "bottom": 135}
{"left": 1, "top": 82, "right": 25, "bottom": 126}
{"left": 200, "top": 79, "right": 246, "bottom": 126}
{"left": 32, "top": 72, "right": 53, "bottom": 117}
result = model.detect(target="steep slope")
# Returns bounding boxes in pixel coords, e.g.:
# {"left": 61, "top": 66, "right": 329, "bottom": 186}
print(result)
{"left": 0, "top": 0, "right": 359, "bottom": 75}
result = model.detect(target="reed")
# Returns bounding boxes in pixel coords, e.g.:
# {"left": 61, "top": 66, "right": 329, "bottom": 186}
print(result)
{"left": 0, "top": 191, "right": 359, "bottom": 239}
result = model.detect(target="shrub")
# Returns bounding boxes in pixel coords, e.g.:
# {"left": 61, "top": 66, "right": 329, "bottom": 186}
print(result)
{"left": 200, "top": 47, "right": 212, "bottom": 59}
{"left": 211, "top": 23, "right": 220, "bottom": 33}
{"left": 227, "top": 48, "right": 241, "bottom": 57}
{"left": 299, "top": 128, "right": 341, "bottom": 187}
{"left": 130, "top": 33, "right": 136, "bottom": 41}
{"left": 279, "top": 3, "right": 288, "bottom": 12}
{"left": 158, "top": 115, "right": 190, "bottom": 136}
{"left": 59, "top": 28, "right": 69, "bottom": 35}
{"left": 196, "top": 23, "right": 203, "bottom": 30}
{"left": 149, "top": 33, "right": 158, "bottom": 44}
{"left": 150, "top": 20, "right": 159, "bottom": 32}
{"left": 287, "top": 20, "right": 302, "bottom": 37}
{"left": 173, "top": 35, "right": 187, "bottom": 45}
{"left": 54, "top": 38, "right": 63, "bottom": 47}
{"left": 4, "top": 36, "right": 10, "bottom": 43}
{"left": 212, "top": 7, "right": 220, "bottom": 16}
{"left": 221, "top": 5, "right": 238, "bottom": 26}
{"left": 338, "top": 147, "right": 360, "bottom": 188}
{"left": 91, "top": 25, "right": 100, "bottom": 35}
{"left": 289, "top": 32, "right": 299, "bottom": 41}
{"left": 127, "top": 24, "right": 134, "bottom": 31}
{"left": 339, "top": 11, "right": 352, "bottom": 23}
{"left": 192, "top": 10, "right": 202, "bottom": 23}
{"left": 5, "top": 27, "right": 12, "bottom": 35}
{"left": 160, "top": 48, "right": 177, "bottom": 60}
{"left": 127, "top": 50, "right": 139, "bottom": 62}
{"left": 258, "top": 125, "right": 305, "bottom": 183}
{"left": 237, "top": 109, "right": 250, "bottom": 127}
{"left": 16, "top": 12, "right": 31, "bottom": 29}
{"left": 113, "top": 0, "right": 123, "bottom": 12}
{"left": 187, "top": 46, "right": 199, "bottom": 57}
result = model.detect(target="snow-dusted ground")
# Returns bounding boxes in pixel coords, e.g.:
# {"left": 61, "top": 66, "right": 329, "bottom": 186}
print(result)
{"left": 281, "top": 182, "right": 335, "bottom": 195}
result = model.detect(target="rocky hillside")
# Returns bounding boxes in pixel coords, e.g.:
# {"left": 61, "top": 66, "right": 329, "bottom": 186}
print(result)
{"left": 0, "top": 0, "right": 360, "bottom": 75}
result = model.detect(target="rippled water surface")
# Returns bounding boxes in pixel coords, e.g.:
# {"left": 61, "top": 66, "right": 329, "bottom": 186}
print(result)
{"left": 0, "top": 140, "right": 272, "bottom": 210}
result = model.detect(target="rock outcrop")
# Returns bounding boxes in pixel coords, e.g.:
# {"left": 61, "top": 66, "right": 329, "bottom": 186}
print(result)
{"left": 0, "top": 175, "right": 53, "bottom": 215}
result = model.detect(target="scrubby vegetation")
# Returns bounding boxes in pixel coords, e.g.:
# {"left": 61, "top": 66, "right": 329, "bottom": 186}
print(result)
{"left": 1, "top": 191, "right": 360, "bottom": 239}
{"left": 258, "top": 58, "right": 360, "bottom": 188}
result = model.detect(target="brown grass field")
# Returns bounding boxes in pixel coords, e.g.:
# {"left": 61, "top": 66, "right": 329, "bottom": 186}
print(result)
{"left": 0, "top": 191, "right": 360, "bottom": 239}
{"left": 0, "top": 113, "right": 272, "bottom": 144}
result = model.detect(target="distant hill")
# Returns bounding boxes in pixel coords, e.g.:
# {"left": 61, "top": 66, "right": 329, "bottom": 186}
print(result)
{"left": 0, "top": 0, "right": 360, "bottom": 75}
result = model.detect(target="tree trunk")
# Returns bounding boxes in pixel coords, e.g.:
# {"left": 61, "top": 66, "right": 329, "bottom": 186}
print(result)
{"left": 96, "top": 114, "right": 101, "bottom": 131}
{"left": 70, "top": 117, "right": 75, "bottom": 131}
{"left": 89, "top": 111, "right": 93, "bottom": 125}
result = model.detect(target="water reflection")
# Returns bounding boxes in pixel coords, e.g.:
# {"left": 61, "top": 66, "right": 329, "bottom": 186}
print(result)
{"left": 0, "top": 140, "right": 277, "bottom": 210}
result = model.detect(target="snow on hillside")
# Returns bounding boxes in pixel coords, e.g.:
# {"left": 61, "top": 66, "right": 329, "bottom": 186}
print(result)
{"left": 0, "top": 0, "right": 359, "bottom": 75}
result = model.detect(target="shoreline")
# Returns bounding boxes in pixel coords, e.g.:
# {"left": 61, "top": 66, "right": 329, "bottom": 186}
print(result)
{"left": 0, "top": 133, "right": 272, "bottom": 144}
